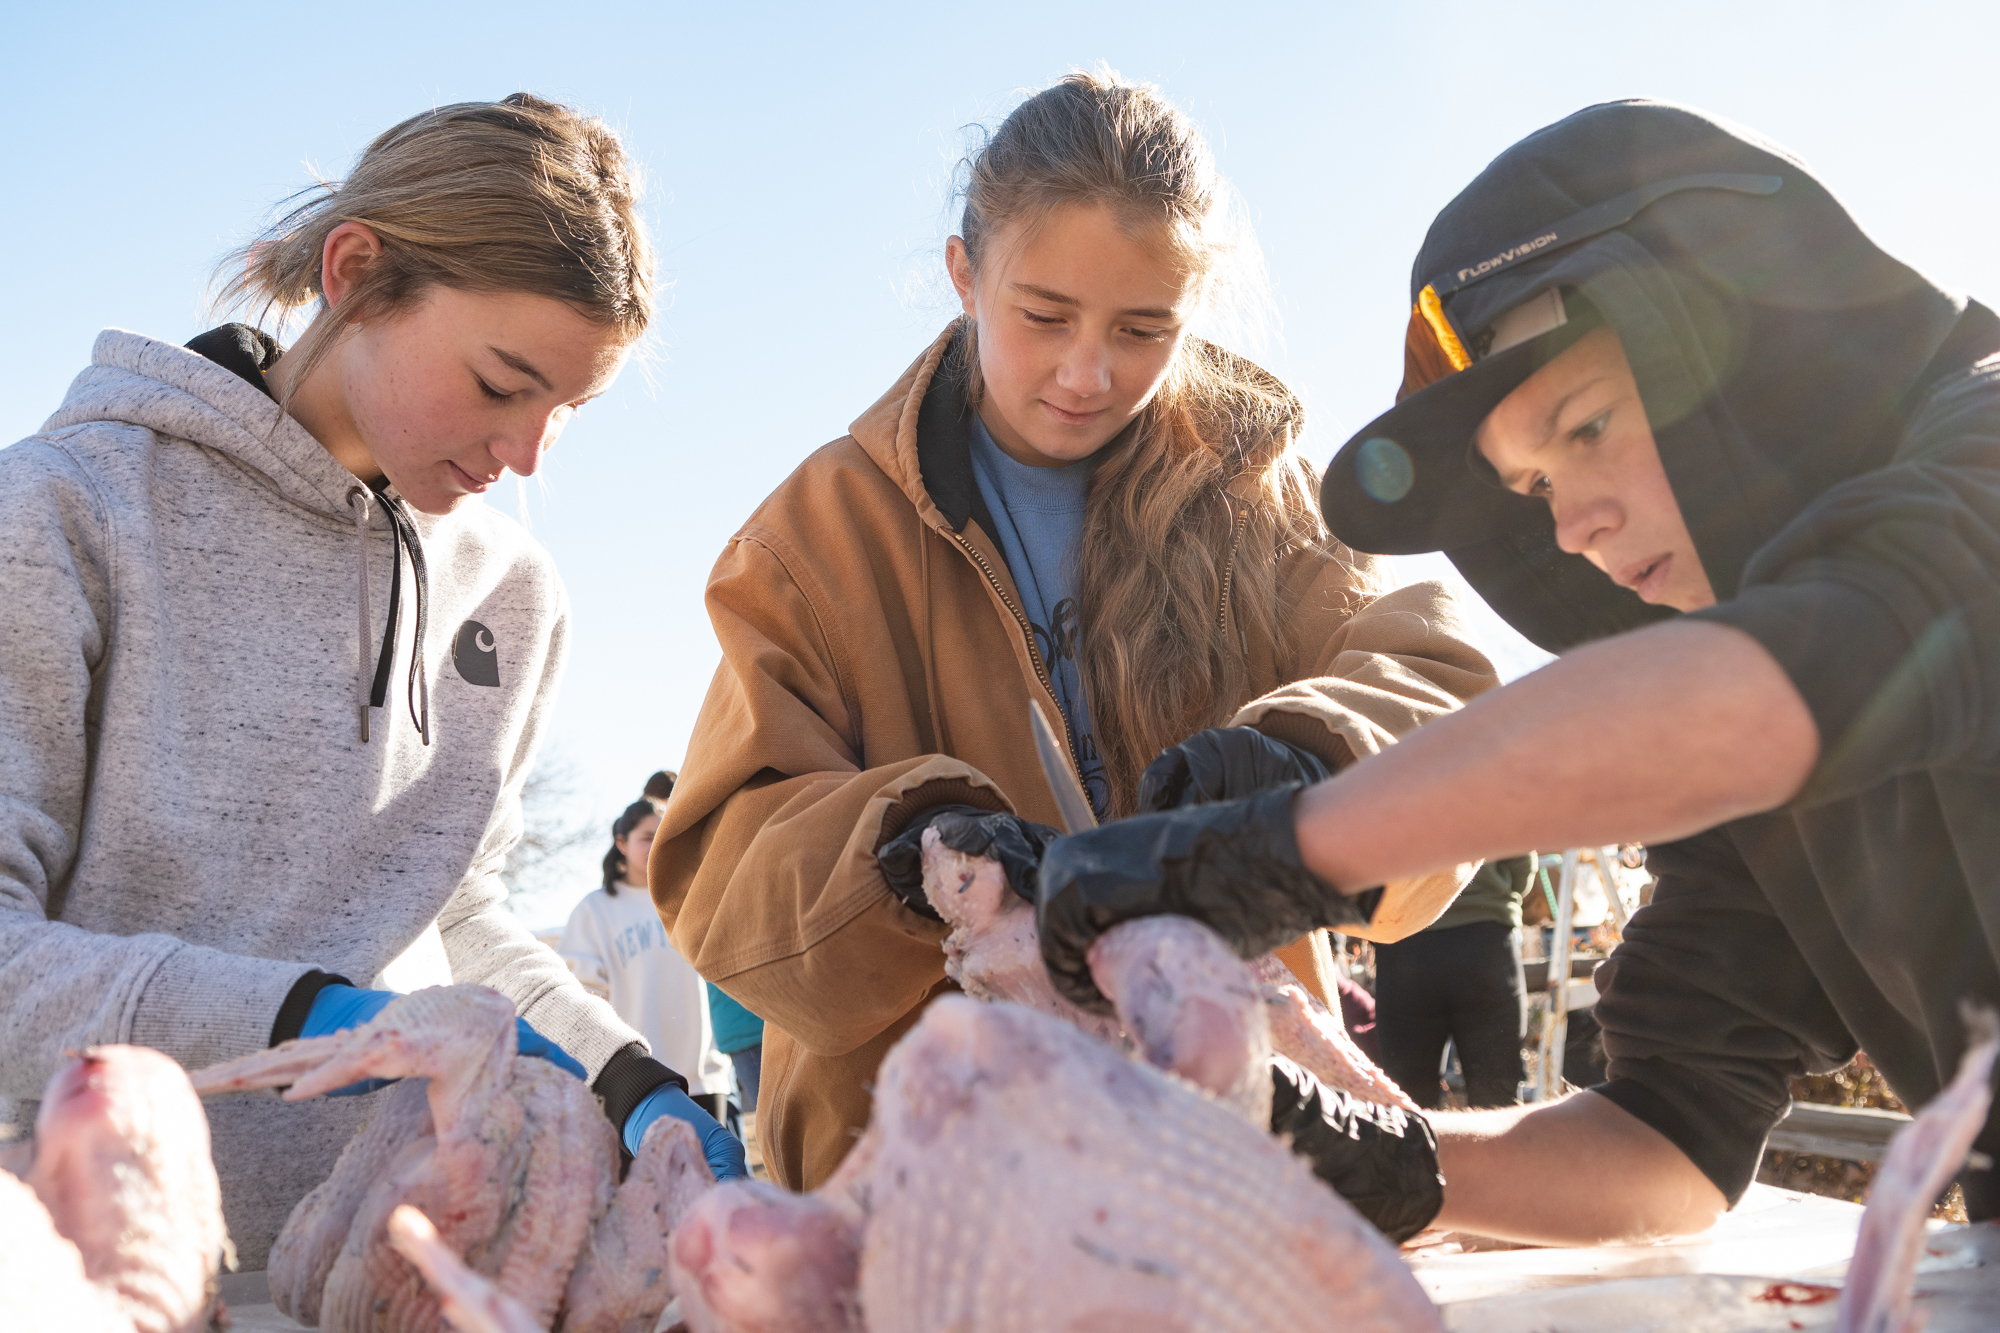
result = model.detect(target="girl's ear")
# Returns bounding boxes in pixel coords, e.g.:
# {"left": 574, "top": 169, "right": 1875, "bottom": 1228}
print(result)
{"left": 320, "top": 221, "right": 387, "bottom": 311}
{"left": 945, "top": 236, "right": 978, "bottom": 315}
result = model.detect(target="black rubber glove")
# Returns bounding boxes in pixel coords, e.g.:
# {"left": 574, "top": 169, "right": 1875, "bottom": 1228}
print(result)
{"left": 878, "top": 806, "right": 1061, "bottom": 920}
{"left": 1036, "top": 784, "right": 1383, "bottom": 1011}
{"left": 1138, "top": 726, "right": 1333, "bottom": 812}
{"left": 1270, "top": 1057, "right": 1443, "bottom": 1242}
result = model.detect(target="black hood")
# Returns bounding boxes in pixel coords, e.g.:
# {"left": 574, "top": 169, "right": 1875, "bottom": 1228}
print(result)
{"left": 1322, "top": 100, "right": 1990, "bottom": 652}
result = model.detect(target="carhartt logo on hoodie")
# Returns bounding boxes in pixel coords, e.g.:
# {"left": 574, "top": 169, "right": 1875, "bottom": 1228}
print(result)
{"left": 454, "top": 621, "right": 501, "bottom": 687}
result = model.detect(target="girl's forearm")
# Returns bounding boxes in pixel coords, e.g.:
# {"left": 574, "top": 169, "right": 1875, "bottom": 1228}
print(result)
{"left": 1296, "top": 620, "right": 1819, "bottom": 892}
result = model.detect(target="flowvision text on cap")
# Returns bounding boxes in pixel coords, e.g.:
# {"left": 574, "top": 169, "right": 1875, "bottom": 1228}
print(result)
{"left": 1456, "top": 232, "right": 1559, "bottom": 284}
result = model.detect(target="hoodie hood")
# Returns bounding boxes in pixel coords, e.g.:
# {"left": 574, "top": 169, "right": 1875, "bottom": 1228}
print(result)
{"left": 44, "top": 329, "right": 372, "bottom": 523}
{"left": 44, "top": 328, "right": 440, "bottom": 742}
{"left": 1322, "top": 100, "right": 1996, "bottom": 651}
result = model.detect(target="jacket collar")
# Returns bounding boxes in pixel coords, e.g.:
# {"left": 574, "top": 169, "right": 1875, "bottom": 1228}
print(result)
{"left": 851, "top": 322, "right": 998, "bottom": 537}
{"left": 852, "top": 320, "right": 1293, "bottom": 530}
{"left": 912, "top": 327, "right": 989, "bottom": 534}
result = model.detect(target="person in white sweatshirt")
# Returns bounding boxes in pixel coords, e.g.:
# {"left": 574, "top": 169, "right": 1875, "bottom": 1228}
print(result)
{"left": 560, "top": 797, "right": 734, "bottom": 1115}
{"left": 0, "top": 93, "right": 741, "bottom": 1268}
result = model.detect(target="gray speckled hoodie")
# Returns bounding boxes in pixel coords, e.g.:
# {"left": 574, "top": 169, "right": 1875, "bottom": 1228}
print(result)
{"left": 0, "top": 329, "right": 642, "bottom": 1265}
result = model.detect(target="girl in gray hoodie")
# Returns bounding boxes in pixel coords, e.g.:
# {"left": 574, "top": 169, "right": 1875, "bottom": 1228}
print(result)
{"left": 0, "top": 93, "right": 739, "bottom": 1268}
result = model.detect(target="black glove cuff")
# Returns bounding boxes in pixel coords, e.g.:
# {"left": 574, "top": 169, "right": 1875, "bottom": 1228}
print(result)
{"left": 1329, "top": 885, "right": 1386, "bottom": 931}
{"left": 593, "top": 1042, "right": 689, "bottom": 1132}
{"left": 1270, "top": 1058, "right": 1443, "bottom": 1242}
{"left": 1137, "top": 726, "right": 1336, "bottom": 813}
{"left": 270, "top": 970, "right": 354, "bottom": 1047}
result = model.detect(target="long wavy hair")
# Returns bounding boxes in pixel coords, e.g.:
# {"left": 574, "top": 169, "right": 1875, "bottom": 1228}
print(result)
{"left": 955, "top": 71, "right": 1353, "bottom": 813}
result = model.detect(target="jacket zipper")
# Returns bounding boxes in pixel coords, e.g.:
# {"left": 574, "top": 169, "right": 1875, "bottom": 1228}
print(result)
{"left": 1217, "top": 504, "right": 1250, "bottom": 653}
{"left": 944, "top": 527, "right": 1087, "bottom": 779}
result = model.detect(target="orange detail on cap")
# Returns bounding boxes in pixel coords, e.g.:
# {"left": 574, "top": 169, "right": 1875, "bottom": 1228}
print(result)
{"left": 1418, "top": 285, "right": 1471, "bottom": 371}
{"left": 1397, "top": 285, "right": 1473, "bottom": 402}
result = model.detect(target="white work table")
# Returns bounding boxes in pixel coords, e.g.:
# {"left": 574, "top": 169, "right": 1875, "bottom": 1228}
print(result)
{"left": 215, "top": 1185, "right": 2000, "bottom": 1332}
{"left": 1421, "top": 1184, "right": 2000, "bottom": 1330}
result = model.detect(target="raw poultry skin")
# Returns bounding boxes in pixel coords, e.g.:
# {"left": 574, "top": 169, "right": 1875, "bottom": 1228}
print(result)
{"left": 856, "top": 994, "right": 1441, "bottom": 1332}
{"left": 929, "top": 822, "right": 1126, "bottom": 1045}
{"left": 669, "top": 989, "right": 1442, "bottom": 1333}
{"left": 192, "top": 985, "right": 707, "bottom": 1333}
{"left": 668, "top": 1178, "right": 867, "bottom": 1333}
{"left": 922, "top": 829, "right": 1415, "bottom": 1112}
{"left": 1086, "top": 913, "right": 1274, "bottom": 1124}
{"left": 560, "top": 1116, "right": 718, "bottom": 1333}
{"left": 388, "top": 1206, "right": 544, "bottom": 1333}
{"left": 0, "top": 1045, "right": 229, "bottom": 1333}
{"left": 1838, "top": 1006, "right": 2000, "bottom": 1333}
{"left": 240, "top": 840, "right": 1426, "bottom": 1333}
{"left": 363, "top": 868, "right": 1438, "bottom": 1332}
{"left": 666, "top": 877, "right": 1443, "bottom": 1333}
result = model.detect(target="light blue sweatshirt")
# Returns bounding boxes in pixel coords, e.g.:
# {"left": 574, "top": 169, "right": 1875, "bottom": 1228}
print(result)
{"left": 967, "top": 414, "right": 1108, "bottom": 816}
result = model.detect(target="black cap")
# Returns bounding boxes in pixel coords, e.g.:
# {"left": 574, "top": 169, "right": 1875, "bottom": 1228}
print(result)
{"left": 1324, "top": 167, "right": 1781, "bottom": 559}
{"left": 1325, "top": 302, "right": 1600, "bottom": 556}
{"left": 1314, "top": 100, "right": 1968, "bottom": 653}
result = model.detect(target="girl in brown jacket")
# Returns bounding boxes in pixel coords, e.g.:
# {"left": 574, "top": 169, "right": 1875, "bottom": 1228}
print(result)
{"left": 652, "top": 71, "right": 1498, "bottom": 1191}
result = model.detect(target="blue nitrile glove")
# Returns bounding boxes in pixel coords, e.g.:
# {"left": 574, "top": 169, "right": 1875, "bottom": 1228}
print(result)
{"left": 299, "top": 985, "right": 400, "bottom": 1095}
{"left": 514, "top": 1021, "right": 586, "bottom": 1080}
{"left": 625, "top": 1084, "right": 749, "bottom": 1180}
{"left": 301, "top": 985, "right": 585, "bottom": 1094}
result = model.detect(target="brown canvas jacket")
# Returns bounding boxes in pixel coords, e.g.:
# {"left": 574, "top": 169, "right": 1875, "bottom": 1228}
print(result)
{"left": 652, "top": 327, "right": 1498, "bottom": 1188}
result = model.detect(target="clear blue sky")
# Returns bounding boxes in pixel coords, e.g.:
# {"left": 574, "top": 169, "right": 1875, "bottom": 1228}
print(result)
{"left": 6, "top": 2, "right": 1996, "bottom": 923}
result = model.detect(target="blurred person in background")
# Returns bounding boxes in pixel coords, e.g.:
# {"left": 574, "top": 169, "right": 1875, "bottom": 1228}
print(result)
{"left": 1370, "top": 855, "right": 1532, "bottom": 1108}
{"left": 648, "top": 769, "right": 766, "bottom": 1111}
{"left": 706, "top": 981, "right": 766, "bottom": 1113}
{"left": 561, "top": 793, "right": 736, "bottom": 1124}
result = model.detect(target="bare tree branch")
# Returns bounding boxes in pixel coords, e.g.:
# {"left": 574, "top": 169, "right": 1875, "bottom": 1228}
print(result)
{"left": 506, "top": 757, "right": 599, "bottom": 921}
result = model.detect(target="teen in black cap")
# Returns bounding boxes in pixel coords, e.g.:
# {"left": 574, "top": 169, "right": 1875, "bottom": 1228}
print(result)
{"left": 1035, "top": 99, "right": 2000, "bottom": 1241}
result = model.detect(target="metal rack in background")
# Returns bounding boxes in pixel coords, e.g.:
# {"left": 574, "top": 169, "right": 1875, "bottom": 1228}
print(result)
{"left": 1528, "top": 848, "right": 1638, "bottom": 1102}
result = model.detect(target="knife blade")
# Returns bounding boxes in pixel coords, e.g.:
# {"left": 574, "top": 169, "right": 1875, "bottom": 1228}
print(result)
{"left": 1029, "top": 699, "right": 1097, "bottom": 835}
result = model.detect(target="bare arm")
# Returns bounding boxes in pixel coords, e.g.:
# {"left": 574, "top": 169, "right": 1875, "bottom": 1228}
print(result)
{"left": 1433, "top": 1091, "right": 1727, "bottom": 1245}
{"left": 1297, "top": 619, "right": 1818, "bottom": 891}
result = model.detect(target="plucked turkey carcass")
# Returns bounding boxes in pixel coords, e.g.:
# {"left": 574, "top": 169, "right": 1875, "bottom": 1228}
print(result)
{"left": 371, "top": 911, "right": 1441, "bottom": 1333}
{"left": 923, "top": 824, "right": 1453, "bottom": 1242}
{"left": 666, "top": 908, "right": 1444, "bottom": 1333}
{"left": 191, "top": 985, "right": 714, "bottom": 1333}
{"left": 1838, "top": 1006, "right": 2000, "bottom": 1333}
{"left": 923, "top": 826, "right": 1415, "bottom": 1112}
{"left": 1, "top": 1044, "right": 229, "bottom": 1333}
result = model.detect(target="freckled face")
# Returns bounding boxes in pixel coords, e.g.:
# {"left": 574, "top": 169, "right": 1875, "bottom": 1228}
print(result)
{"left": 949, "top": 202, "right": 1197, "bottom": 468}
{"left": 333, "top": 286, "right": 630, "bottom": 515}
{"left": 1475, "top": 326, "right": 1717, "bottom": 611}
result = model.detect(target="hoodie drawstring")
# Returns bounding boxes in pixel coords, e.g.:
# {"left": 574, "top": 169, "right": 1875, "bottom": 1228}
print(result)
{"left": 348, "top": 483, "right": 433, "bottom": 747}
{"left": 383, "top": 492, "right": 432, "bottom": 746}
{"left": 349, "top": 490, "right": 373, "bottom": 743}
